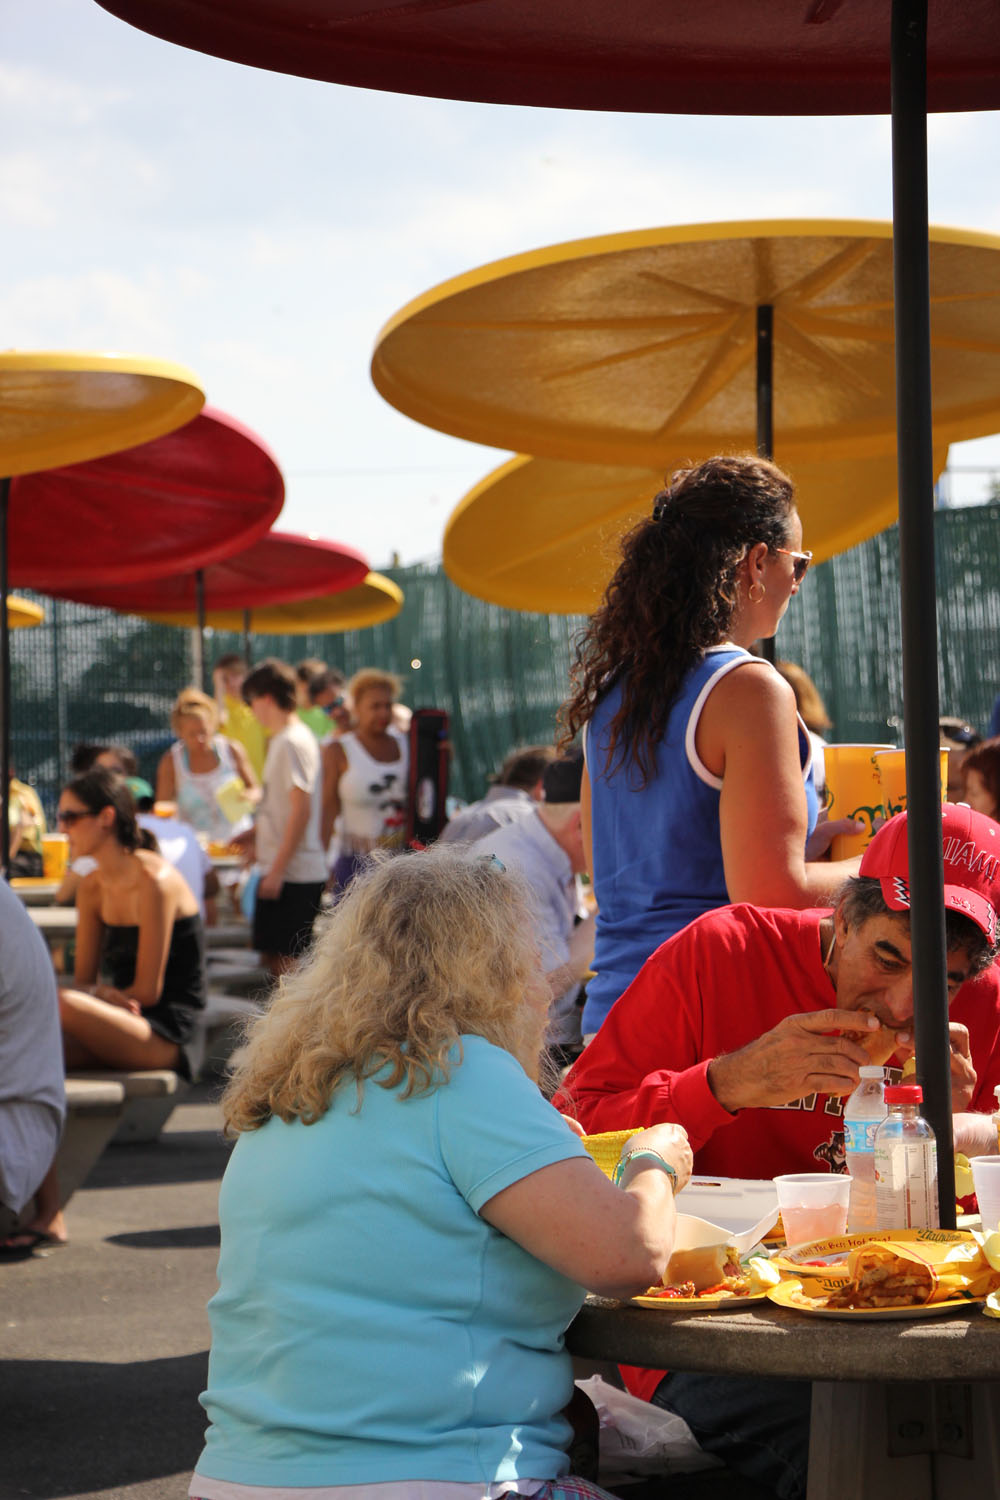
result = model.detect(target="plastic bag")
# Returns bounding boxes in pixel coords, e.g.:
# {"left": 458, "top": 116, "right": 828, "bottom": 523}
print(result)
{"left": 575, "top": 1374, "right": 722, "bottom": 1480}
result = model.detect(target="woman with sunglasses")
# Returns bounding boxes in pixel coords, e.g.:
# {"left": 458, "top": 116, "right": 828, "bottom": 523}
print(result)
{"left": 56, "top": 768, "right": 206, "bottom": 1073}
{"left": 12, "top": 769, "right": 207, "bottom": 1251}
{"left": 561, "top": 454, "right": 862, "bottom": 1035}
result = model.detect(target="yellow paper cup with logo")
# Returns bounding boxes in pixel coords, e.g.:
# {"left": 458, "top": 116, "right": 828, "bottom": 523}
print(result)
{"left": 41, "top": 833, "right": 69, "bottom": 880}
{"left": 872, "top": 748, "right": 950, "bottom": 820}
{"left": 823, "top": 744, "right": 892, "bottom": 859}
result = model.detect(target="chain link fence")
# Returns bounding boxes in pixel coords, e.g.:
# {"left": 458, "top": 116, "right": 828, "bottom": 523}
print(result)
{"left": 9, "top": 501, "right": 1000, "bottom": 817}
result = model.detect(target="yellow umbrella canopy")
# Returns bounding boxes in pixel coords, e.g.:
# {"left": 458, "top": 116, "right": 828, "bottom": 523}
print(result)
{"left": 6, "top": 596, "right": 44, "bottom": 628}
{"left": 444, "top": 447, "right": 949, "bottom": 615}
{"left": 136, "top": 572, "right": 404, "bottom": 634}
{"left": 0, "top": 351, "right": 205, "bottom": 476}
{"left": 373, "top": 219, "right": 1000, "bottom": 467}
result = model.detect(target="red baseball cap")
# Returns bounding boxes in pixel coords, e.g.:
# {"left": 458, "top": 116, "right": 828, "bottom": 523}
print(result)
{"left": 859, "top": 803, "right": 1000, "bottom": 944}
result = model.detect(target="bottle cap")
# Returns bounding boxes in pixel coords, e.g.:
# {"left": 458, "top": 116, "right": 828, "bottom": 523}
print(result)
{"left": 884, "top": 1084, "right": 923, "bottom": 1104}
{"left": 859, "top": 1066, "right": 885, "bottom": 1078}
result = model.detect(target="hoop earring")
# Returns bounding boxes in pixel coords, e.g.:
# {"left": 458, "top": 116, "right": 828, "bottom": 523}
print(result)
{"left": 748, "top": 581, "right": 766, "bottom": 604}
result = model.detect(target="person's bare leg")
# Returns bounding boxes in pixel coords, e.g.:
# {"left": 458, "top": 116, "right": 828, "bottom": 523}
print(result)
{"left": 59, "top": 988, "right": 180, "bottom": 1072}
{"left": 1, "top": 1162, "right": 67, "bottom": 1248}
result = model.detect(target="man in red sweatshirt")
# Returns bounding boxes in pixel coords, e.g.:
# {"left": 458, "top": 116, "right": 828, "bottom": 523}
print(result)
{"left": 554, "top": 804, "right": 1000, "bottom": 1500}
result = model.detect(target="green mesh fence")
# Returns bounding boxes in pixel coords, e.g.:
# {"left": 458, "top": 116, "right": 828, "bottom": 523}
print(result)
{"left": 10, "top": 501, "right": 1000, "bottom": 819}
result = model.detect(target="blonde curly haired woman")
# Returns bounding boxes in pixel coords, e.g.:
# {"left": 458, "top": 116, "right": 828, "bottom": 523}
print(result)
{"left": 191, "top": 848, "right": 691, "bottom": 1500}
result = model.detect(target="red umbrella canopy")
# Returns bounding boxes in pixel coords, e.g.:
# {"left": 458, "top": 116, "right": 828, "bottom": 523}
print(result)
{"left": 10, "top": 406, "right": 285, "bottom": 592}
{"left": 95, "top": 0, "right": 1000, "bottom": 113}
{"left": 54, "top": 529, "right": 370, "bottom": 614}
{"left": 9, "top": 411, "right": 284, "bottom": 597}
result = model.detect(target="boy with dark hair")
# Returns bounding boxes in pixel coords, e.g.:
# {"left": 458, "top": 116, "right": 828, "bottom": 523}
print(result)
{"left": 241, "top": 660, "right": 326, "bottom": 976}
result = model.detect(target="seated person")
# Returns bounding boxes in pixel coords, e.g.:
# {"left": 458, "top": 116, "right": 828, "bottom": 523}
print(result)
{"left": 939, "top": 714, "right": 982, "bottom": 800}
{"left": 0, "top": 877, "right": 65, "bottom": 1254}
{"left": 554, "top": 803, "right": 1000, "bottom": 1500}
{"left": 8, "top": 769, "right": 47, "bottom": 878}
{"left": 440, "top": 742, "right": 557, "bottom": 845}
{"left": 190, "top": 847, "right": 691, "bottom": 1500}
{"left": 25, "top": 769, "right": 207, "bottom": 1248}
{"left": 468, "top": 747, "right": 595, "bottom": 1073}
{"left": 57, "top": 768, "right": 207, "bottom": 1078}
{"left": 959, "top": 736, "right": 1000, "bottom": 822}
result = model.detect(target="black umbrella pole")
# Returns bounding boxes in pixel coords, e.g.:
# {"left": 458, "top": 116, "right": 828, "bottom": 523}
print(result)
{"left": 0, "top": 477, "right": 10, "bottom": 882}
{"left": 891, "top": 0, "right": 955, "bottom": 1226}
{"left": 195, "top": 569, "right": 207, "bottom": 693}
{"left": 756, "top": 305, "right": 776, "bottom": 665}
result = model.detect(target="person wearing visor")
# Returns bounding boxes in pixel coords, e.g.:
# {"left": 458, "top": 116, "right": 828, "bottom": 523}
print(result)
{"left": 560, "top": 454, "right": 862, "bottom": 1036}
{"left": 555, "top": 803, "right": 1000, "bottom": 1499}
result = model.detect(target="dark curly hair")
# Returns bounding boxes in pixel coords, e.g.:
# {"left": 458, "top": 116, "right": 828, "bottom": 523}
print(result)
{"left": 560, "top": 454, "right": 796, "bottom": 785}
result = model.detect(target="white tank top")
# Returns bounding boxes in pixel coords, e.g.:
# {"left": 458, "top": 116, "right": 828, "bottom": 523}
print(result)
{"left": 338, "top": 727, "right": 409, "bottom": 852}
{"left": 171, "top": 735, "right": 249, "bottom": 843}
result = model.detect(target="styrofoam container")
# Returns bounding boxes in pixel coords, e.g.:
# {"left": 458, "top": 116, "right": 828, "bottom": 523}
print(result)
{"left": 673, "top": 1176, "right": 779, "bottom": 1255}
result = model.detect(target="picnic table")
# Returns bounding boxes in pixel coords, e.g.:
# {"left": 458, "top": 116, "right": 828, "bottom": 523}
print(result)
{"left": 567, "top": 1294, "right": 1000, "bottom": 1498}
{"left": 10, "top": 877, "right": 60, "bottom": 905}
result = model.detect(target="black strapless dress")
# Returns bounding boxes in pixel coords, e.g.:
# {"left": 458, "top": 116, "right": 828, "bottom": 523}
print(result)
{"left": 102, "top": 913, "right": 206, "bottom": 1075}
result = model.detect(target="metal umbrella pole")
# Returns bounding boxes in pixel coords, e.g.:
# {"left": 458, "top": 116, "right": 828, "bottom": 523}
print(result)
{"left": 891, "top": 0, "right": 954, "bottom": 1227}
{"left": 755, "top": 303, "right": 776, "bottom": 665}
{"left": 194, "top": 569, "right": 207, "bottom": 691}
{"left": 0, "top": 477, "right": 10, "bottom": 881}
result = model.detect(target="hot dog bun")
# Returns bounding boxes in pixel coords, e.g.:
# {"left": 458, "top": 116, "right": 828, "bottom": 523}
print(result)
{"left": 861, "top": 1024, "right": 899, "bottom": 1066}
{"left": 663, "top": 1243, "right": 737, "bottom": 1293}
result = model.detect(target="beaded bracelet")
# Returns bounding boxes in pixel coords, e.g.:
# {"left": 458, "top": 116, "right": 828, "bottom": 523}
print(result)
{"left": 612, "top": 1147, "right": 679, "bottom": 1193}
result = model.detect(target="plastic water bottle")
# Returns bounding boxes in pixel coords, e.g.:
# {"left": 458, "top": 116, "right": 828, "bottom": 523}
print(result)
{"left": 843, "top": 1065, "right": 887, "bottom": 1232}
{"left": 874, "top": 1084, "right": 939, "bottom": 1230}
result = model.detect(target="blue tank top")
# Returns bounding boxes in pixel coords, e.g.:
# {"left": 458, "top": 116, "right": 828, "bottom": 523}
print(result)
{"left": 582, "top": 645, "right": 818, "bottom": 1032}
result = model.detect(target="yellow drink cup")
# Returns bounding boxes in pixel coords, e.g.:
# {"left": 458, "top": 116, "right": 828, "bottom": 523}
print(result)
{"left": 41, "top": 832, "right": 69, "bottom": 880}
{"left": 872, "top": 747, "right": 950, "bottom": 819}
{"left": 823, "top": 744, "right": 892, "bottom": 859}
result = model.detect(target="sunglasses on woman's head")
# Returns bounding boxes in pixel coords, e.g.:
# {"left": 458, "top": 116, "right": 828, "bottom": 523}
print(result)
{"left": 776, "top": 547, "right": 813, "bottom": 583}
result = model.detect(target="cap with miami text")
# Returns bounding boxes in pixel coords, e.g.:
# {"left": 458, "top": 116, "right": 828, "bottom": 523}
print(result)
{"left": 859, "top": 802, "right": 1000, "bottom": 944}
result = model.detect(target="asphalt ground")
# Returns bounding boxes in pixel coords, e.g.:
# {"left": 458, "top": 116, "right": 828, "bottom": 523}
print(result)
{"left": 1, "top": 1083, "right": 231, "bottom": 1500}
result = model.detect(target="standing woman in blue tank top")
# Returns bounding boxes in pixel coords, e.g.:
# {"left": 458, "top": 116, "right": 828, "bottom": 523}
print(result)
{"left": 561, "top": 455, "right": 863, "bottom": 1034}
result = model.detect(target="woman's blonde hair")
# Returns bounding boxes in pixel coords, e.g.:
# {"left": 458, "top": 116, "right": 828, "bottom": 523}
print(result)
{"left": 222, "top": 847, "right": 548, "bottom": 1135}
{"left": 170, "top": 687, "right": 219, "bottom": 735}
{"left": 348, "top": 667, "right": 402, "bottom": 705}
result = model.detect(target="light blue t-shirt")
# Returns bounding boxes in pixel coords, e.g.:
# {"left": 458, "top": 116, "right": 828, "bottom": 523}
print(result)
{"left": 583, "top": 645, "right": 818, "bottom": 1032}
{"left": 196, "top": 1036, "right": 589, "bottom": 1489}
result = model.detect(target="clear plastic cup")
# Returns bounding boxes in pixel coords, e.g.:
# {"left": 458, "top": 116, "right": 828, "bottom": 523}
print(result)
{"left": 970, "top": 1157, "right": 1000, "bottom": 1234}
{"left": 774, "top": 1172, "right": 851, "bottom": 1245}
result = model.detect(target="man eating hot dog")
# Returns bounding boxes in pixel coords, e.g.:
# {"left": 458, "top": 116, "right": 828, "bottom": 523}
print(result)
{"left": 554, "top": 803, "right": 1000, "bottom": 1500}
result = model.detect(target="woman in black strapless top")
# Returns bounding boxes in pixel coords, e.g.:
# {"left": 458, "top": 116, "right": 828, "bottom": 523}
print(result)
{"left": 12, "top": 767, "right": 207, "bottom": 1251}
{"left": 57, "top": 767, "right": 205, "bottom": 1075}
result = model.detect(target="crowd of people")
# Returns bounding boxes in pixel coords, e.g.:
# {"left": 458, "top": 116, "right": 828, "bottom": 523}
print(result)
{"left": 5, "top": 454, "right": 1000, "bottom": 1500}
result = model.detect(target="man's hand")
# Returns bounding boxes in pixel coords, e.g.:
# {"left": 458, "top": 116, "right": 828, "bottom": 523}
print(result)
{"left": 707, "top": 1009, "right": 887, "bottom": 1113}
{"left": 894, "top": 1022, "right": 977, "bottom": 1112}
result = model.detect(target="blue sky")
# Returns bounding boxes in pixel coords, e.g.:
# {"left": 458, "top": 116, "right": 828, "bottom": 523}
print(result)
{"left": 5, "top": 3, "right": 1000, "bottom": 567}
